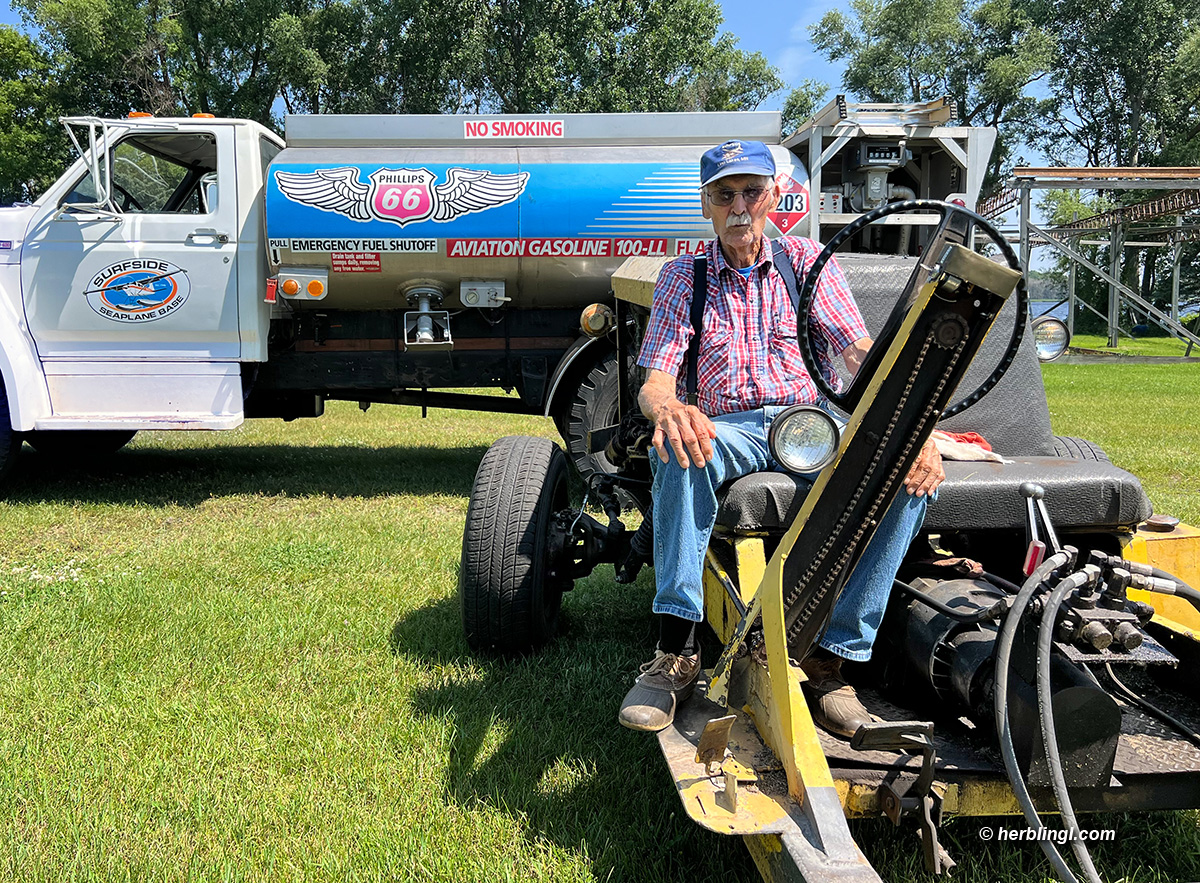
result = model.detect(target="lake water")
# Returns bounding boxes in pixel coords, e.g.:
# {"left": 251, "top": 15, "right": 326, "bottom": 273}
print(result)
{"left": 1031, "top": 301, "right": 1069, "bottom": 321}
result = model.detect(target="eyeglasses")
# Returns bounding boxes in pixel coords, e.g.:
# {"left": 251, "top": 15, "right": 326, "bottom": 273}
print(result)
{"left": 706, "top": 185, "right": 771, "bottom": 207}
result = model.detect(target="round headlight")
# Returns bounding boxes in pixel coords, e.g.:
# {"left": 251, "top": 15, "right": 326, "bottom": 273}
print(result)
{"left": 768, "top": 405, "right": 841, "bottom": 474}
{"left": 1031, "top": 316, "right": 1071, "bottom": 362}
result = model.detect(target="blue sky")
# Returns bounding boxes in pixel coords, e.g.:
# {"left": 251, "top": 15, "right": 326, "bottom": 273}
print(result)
{"left": 0, "top": 0, "right": 850, "bottom": 110}
{"left": 718, "top": 0, "right": 848, "bottom": 110}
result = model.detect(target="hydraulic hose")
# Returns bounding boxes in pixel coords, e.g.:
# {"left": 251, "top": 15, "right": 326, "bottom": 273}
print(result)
{"left": 1146, "top": 566, "right": 1200, "bottom": 616}
{"left": 982, "top": 570, "right": 1024, "bottom": 595}
{"left": 893, "top": 579, "right": 1007, "bottom": 623}
{"left": 1103, "top": 662, "right": 1200, "bottom": 748}
{"left": 992, "top": 550, "right": 1080, "bottom": 883}
{"left": 1037, "top": 571, "right": 1104, "bottom": 883}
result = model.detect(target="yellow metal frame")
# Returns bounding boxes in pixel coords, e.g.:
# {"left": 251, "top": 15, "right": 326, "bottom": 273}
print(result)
{"left": 1125, "top": 524, "right": 1200, "bottom": 638}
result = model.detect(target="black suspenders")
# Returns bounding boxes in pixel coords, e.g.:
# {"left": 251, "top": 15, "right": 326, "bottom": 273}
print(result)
{"left": 683, "top": 240, "right": 801, "bottom": 407}
{"left": 685, "top": 255, "right": 707, "bottom": 407}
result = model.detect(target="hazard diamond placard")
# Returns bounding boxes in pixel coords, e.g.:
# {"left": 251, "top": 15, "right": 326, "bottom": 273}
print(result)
{"left": 769, "top": 172, "right": 810, "bottom": 234}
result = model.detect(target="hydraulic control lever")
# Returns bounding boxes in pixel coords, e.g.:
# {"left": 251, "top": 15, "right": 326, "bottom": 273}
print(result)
{"left": 1020, "top": 481, "right": 1060, "bottom": 574}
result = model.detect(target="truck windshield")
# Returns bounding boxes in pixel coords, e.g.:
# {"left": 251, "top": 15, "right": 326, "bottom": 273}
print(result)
{"left": 62, "top": 132, "right": 219, "bottom": 214}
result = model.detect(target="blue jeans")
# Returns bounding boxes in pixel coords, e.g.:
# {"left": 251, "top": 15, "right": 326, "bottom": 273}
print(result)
{"left": 649, "top": 405, "right": 928, "bottom": 662}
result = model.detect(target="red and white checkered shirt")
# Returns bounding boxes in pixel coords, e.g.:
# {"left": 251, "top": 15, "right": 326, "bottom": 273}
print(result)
{"left": 638, "top": 236, "right": 869, "bottom": 416}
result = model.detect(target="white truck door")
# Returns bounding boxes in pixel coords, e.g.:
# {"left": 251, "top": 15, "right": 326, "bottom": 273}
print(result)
{"left": 20, "top": 125, "right": 240, "bottom": 361}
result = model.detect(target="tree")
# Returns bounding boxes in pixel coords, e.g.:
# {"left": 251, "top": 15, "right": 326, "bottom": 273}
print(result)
{"left": 0, "top": 26, "right": 64, "bottom": 203}
{"left": 809, "top": 0, "right": 1055, "bottom": 186}
{"left": 1026, "top": 0, "right": 1199, "bottom": 167}
{"left": 12, "top": 0, "right": 781, "bottom": 126}
{"left": 780, "top": 79, "right": 829, "bottom": 136}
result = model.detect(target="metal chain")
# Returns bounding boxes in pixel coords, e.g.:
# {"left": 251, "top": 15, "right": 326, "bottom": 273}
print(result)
{"left": 784, "top": 323, "right": 968, "bottom": 648}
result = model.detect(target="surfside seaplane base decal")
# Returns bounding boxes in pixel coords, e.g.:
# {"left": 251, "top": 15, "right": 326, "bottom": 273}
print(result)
{"left": 84, "top": 258, "right": 191, "bottom": 322}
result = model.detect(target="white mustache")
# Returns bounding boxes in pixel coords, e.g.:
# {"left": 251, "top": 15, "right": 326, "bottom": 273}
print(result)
{"left": 726, "top": 211, "right": 752, "bottom": 227}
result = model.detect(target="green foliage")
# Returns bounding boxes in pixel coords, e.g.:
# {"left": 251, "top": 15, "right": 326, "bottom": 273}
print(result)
{"left": 1037, "top": 189, "right": 1119, "bottom": 335}
{"left": 780, "top": 78, "right": 829, "bottom": 136}
{"left": 9, "top": 0, "right": 782, "bottom": 129}
{"left": 0, "top": 26, "right": 65, "bottom": 203}
{"left": 1026, "top": 0, "right": 1198, "bottom": 167}
{"left": 809, "top": 0, "right": 1055, "bottom": 185}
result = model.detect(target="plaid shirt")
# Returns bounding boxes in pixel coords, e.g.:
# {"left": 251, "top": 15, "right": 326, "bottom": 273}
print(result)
{"left": 638, "top": 236, "right": 869, "bottom": 416}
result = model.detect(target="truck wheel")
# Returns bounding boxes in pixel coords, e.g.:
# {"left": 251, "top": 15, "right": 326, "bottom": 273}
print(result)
{"left": 0, "top": 377, "right": 19, "bottom": 488}
{"left": 25, "top": 430, "right": 138, "bottom": 458}
{"left": 460, "top": 435, "right": 570, "bottom": 654}
{"left": 563, "top": 351, "right": 622, "bottom": 487}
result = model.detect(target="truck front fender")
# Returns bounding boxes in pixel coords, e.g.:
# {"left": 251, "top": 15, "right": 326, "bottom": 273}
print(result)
{"left": 542, "top": 334, "right": 611, "bottom": 419}
{"left": 0, "top": 276, "right": 50, "bottom": 431}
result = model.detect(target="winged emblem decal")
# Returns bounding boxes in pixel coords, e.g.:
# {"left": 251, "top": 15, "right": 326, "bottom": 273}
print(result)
{"left": 274, "top": 166, "right": 529, "bottom": 227}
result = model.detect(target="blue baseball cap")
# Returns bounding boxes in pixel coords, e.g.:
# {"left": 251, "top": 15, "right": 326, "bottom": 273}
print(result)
{"left": 699, "top": 140, "right": 777, "bottom": 187}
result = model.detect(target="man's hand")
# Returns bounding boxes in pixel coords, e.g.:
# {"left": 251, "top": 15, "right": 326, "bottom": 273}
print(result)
{"left": 904, "top": 438, "right": 944, "bottom": 497}
{"left": 638, "top": 368, "right": 716, "bottom": 469}
{"left": 650, "top": 399, "right": 716, "bottom": 468}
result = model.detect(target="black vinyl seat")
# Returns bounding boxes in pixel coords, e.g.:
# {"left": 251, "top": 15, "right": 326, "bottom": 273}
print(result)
{"left": 713, "top": 254, "right": 1153, "bottom": 536}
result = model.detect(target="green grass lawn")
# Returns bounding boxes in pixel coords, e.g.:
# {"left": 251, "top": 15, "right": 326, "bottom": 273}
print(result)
{"left": 0, "top": 365, "right": 1197, "bottom": 882}
{"left": 1070, "top": 332, "right": 1198, "bottom": 358}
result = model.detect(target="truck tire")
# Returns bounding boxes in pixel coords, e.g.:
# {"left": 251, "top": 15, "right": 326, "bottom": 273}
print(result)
{"left": 460, "top": 435, "right": 569, "bottom": 654}
{"left": 1051, "top": 436, "right": 1109, "bottom": 461}
{"left": 563, "top": 350, "right": 622, "bottom": 487}
{"left": 0, "top": 377, "right": 19, "bottom": 489}
{"left": 25, "top": 429, "right": 138, "bottom": 458}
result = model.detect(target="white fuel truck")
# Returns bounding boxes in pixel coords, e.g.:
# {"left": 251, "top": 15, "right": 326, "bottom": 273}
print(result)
{"left": 0, "top": 99, "right": 994, "bottom": 487}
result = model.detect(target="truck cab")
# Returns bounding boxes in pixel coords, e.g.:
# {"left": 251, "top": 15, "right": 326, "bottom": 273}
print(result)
{"left": 0, "top": 116, "right": 280, "bottom": 453}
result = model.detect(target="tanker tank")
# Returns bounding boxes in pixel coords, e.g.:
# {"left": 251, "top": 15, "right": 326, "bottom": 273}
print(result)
{"left": 263, "top": 113, "right": 810, "bottom": 311}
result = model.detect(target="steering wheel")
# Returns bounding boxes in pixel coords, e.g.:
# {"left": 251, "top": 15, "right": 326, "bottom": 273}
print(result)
{"left": 112, "top": 183, "right": 145, "bottom": 213}
{"left": 796, "top": 199, "right": 1028, "bottom": 420}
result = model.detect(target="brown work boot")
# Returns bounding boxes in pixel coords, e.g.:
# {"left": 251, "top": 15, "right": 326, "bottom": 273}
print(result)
{"left": 618, "top": 650, "right": 701, "bottom": 732}
{"left": 800, "top": 653, "right": 873, "bottom": 739}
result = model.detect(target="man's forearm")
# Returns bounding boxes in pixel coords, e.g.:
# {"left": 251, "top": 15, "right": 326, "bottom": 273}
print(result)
{"left": 638, "top": 369, "right": 680, "bottom": 421}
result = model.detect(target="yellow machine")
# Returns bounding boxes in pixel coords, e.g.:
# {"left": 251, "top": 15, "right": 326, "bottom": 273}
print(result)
{"left": 459, "top": 203, "right": 1200, "bottom": 882}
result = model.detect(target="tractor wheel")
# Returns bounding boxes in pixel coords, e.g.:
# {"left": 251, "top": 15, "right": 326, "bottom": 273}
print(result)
{"left": 562, "top": 350, "right": 623, "bottom": 487}
{"left": 460, "top": 435, "right": 570, "bottom": 654}
{"left": 1051, "top": 436, "right": 1109, "bottom": 461}
{"left": 25, "top": 429, "right": 138, "bottom": 458}
{"left": 0, "top": 377, "right": 20, "bottom": 491}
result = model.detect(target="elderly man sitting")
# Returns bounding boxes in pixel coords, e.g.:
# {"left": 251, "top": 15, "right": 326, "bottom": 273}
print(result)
{"left": 618, "top": 139, "right": 943, "bottom": 738}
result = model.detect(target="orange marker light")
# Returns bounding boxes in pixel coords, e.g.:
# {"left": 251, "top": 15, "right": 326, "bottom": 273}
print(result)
{"left": 280, "top": 278, "right": 300, "bottom": 296}
{"left": 128, "top": 111, "right": 153, "bottom": 118}
{"left": 307, "top": 279, "right": 325, "bottom": 297}
{"left": 192, "top": 113, "right": 216, "bottom": 118}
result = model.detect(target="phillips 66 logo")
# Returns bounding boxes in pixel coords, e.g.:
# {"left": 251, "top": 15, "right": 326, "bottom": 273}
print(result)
{"left": 275, "top": 166, "right": 528, "bottom": 227}
{"left": 769, "top": 171, "right": 810, "bottom": 234}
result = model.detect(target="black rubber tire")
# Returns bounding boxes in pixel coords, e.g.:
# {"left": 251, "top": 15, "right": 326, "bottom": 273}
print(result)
{"left": 562, "top": 350, "right": 622, "bottom": 487}
{"left": 1051, "top": 435, "right": 1109, "bottom": 461}
{"left": 0, "top": 377, "right": 20, "bottom": 490}
{"left": 460, "top": 435, "right": 570, "bottom": 654}
{"left": 25, "top": 429, "right": 138, "bottom": 458}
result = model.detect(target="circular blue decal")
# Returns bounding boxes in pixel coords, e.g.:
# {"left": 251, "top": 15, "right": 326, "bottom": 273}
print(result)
{"left": 84, "top": 258, "right": 191, "bottom": 322}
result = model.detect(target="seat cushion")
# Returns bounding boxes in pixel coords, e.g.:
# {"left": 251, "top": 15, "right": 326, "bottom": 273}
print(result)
{"left": 838, "top": 254, "right": 1057, "bottom": 456}
{"left": 715, "top": 458, "right": 1153, "bottom": 535}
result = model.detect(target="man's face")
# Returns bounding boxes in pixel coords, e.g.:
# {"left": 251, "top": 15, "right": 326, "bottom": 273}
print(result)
{"left": 701, "top": 173, "right": 781, "bottom": 257}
